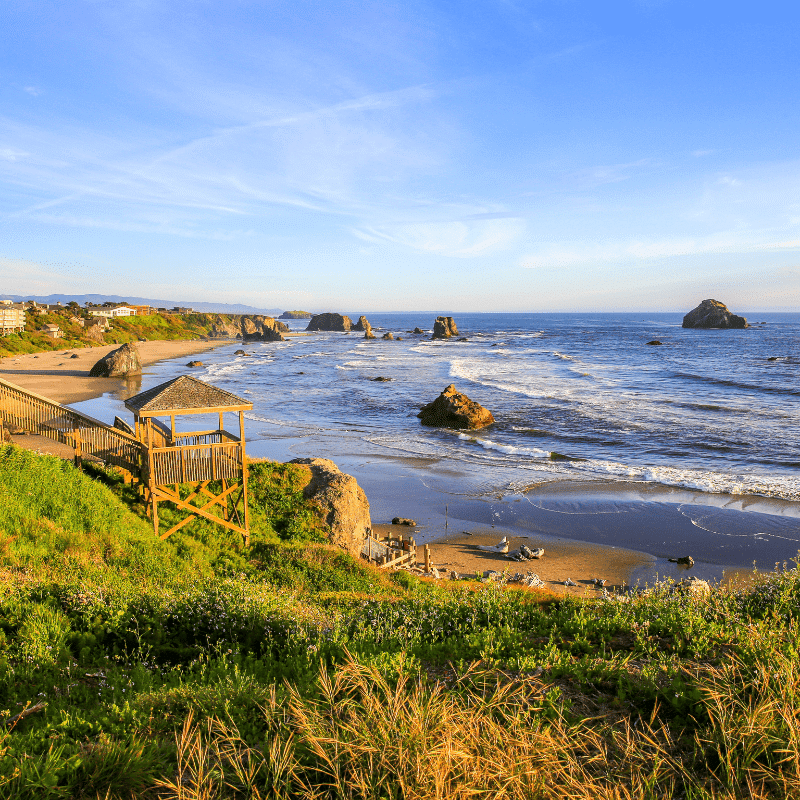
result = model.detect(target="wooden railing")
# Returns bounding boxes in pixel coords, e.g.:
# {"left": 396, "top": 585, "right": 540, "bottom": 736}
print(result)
{"left": 149, "top": 441, "right": 242, "bottom": 485}
{"left": 0, "top": 377, "right": 143, "bottom": 474}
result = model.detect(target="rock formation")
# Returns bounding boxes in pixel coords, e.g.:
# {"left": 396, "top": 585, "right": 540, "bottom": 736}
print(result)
{"left": 289, "top": 457, "right": 371, "bottom": 556}
{"left": 364, "top": 320, "right": 376, "bottom": 339}
{"left": 432, "top": 316, "right": 458, "bottom": 339}
{"left": 352, "top": 316, "right": 370, "bottom": 331}
{"left": 417, "top": 384, "right": 495, "bottom": 430}
{"left": 186, "top": 360, "right": 203, "bottom": 368}
{"left": 279, "top": 310, "right": 313, "bottom": 319}
{"left": 241, "top": 315, "right": 287, "bottom": 342}
{"left": 210, "top": 315, "right": 240, "bottom": 338}
{"left": 413, "top": 327, "right": 424, "bottom": 334}
{"left": 306, "top": 313, "right": 353, "bottom": 332}
{"left": 382, "top": 332, "right": 394, "bottom": 340}
{"left": 88, "top": 342, "right": 142, "bottom": 378}
{"left": 682, "top": 299, "right": 748, "bottom": 329}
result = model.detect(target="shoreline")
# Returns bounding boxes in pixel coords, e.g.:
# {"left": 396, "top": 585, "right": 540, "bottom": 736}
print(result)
{"left": 3, "top": 337, "right": 795, "bottom": 591}
{"left": 0, "top": 339, "right": 229, "bottom": 404}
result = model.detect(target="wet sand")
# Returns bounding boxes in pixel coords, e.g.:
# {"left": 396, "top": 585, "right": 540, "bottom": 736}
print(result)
{"left": 0, "top": 340, "right": 226, "bottom": 404}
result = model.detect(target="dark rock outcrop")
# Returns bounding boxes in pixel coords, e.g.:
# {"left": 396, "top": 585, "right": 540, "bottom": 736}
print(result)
{"left": 352, "top": 316, "right": 370, "bottom": 331}
{"left": 418, "top": 384, "right": 494, "bottom": 430}
{"left": 646, "top": 340, "right": 663, "bottom": 346}
{"left": 289, "top": 457, "right": 371, "bottom": 556}
{"left": 241, "top": 315, "right": 287, "bottom": 342}
{"left": 88, "top": 343, "right": 142, "bottom": 378}
{"left": 371, "top": 376, "right": 391, "bottom": 382}
{"left": 392, "top": 517, "right": 417, "bottom": 526}
{"left": 279, "top": 310, "right": 313, "bottom": 319}
{"left": 186, "top": 360, "right": 203, "bottom": 368}
{"left": 382, "top": 332, "right": 394, "bottom": 340}
{"left": 682, "top": 299, "right": 748, "bottom": 329}
{"left": 432, "top": 316, "right": 458, "bottom": 339}
{"left": 413, "top": 327, "right": 424, "bottom": 334}
{"left": 306, "top": 313, "right": 352, "bottom": 332}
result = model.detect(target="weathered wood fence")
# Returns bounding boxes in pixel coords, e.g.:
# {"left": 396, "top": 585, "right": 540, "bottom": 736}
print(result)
{"left": 362, "top": 530, "right": 422, "bottom": 569}
{"left": 0, "top": 376, "right": 143, "bottom": 474}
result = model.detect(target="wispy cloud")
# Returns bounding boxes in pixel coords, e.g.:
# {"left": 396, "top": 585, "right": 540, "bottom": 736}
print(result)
{"left": 355, "top": 216, "right": 524, "bottom": 258}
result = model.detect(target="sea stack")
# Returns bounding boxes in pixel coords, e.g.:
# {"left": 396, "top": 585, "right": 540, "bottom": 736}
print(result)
{"left": 418, "top": 384, "right": 494, "bottom": 430}
{"left": 306, "top": 313, "right": 353, "bottom": 332}
{"left": 682, "top": 299, "right": 748, "bottom": 329}
{"left": 431, "top": 316, "right": 458, "bottom": 339}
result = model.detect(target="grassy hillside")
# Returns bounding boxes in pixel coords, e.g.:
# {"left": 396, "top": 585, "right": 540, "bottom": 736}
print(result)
{"left": 0, "top": 311, "right": 234, "bottom": 358}
{"left": 0, "top": 444, "right": 798, "bottom": 798}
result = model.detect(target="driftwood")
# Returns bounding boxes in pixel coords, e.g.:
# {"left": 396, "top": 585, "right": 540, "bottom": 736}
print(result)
{"left": 3, "top": 702, "right": 46, "bottom": 728}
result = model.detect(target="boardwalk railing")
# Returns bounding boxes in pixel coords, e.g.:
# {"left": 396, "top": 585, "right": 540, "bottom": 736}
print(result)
{"left": 0, "top": 376, "right": 144, "bottom": 474}
{"left": 149, "top": 441, "right": 242, "bottom": 485}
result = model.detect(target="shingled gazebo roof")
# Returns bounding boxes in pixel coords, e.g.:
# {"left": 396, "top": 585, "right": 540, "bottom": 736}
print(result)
{"left": 124, "top": 376, "right": 253, "bottom": 417}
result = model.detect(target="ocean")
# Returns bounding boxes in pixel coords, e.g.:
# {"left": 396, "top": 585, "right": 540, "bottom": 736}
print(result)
{"left": 73, "top": 312, "right": 800, "bottom": 573}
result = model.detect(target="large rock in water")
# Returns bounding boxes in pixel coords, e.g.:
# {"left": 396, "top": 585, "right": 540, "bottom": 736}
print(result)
{"left": 352, "top": 315, "right": 370, "bottom": 331}
{"left": 241, "top": 315, "right": 287, "bottom": 341}
{"left": 306, "top": 313, "right": 352, "bottom": 332}
{"left": 88, "top": 343, "right": 142, "bottom": 377}
{"left": 418, "top": 384, "right": 494, "bottom": 430}
{"left": 289, "top": 458, "right": 371, "bottom": 556}
{"left": 682, "top": 299, "right": 748, "bottom": 329}
{"left": 432, "top": 316, "right": 458, "bottom": 339}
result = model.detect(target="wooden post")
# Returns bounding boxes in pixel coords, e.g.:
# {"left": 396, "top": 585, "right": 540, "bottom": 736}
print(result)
{"left": 170, "top": 415, "right": 176, "bottom": 442}
{"left": 73, "top": 424, "right": 82, "bottom": 469}
{"left": 424, "top": 544, "right": 431, "bottom": 573}
{"left": 239, "top": 411, "right": 249, "bottom": 546}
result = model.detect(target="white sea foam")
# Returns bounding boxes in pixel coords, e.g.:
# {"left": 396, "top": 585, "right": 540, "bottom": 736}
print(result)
{"left": 457, "top": 433, "right": 550, "bottom": 458}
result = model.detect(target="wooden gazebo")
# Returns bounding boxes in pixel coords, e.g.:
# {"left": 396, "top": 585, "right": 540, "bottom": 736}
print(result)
{"left": 124, "top": 376, "right": 253, "bottom": 543}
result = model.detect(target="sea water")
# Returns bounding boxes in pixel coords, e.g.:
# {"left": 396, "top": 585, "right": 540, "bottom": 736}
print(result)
{"left": 73, "top": 312, "right": 800, "bottom": 570}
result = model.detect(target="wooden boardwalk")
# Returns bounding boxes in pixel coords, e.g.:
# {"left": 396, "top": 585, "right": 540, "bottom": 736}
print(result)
{"left": 0, "top": 375, "right": 252, "bottom": 542}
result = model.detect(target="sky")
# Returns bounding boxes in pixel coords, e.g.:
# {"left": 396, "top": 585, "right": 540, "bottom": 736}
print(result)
{"left": 1, "top": 0, "right": 799, "bottom": 312}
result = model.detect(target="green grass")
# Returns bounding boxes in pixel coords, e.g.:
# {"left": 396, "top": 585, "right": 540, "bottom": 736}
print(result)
{"left": 0, "top": 311, "right": 239, "bottom": 358}
{"left": 0, "top": 444, "right": 798, "bottom": 797}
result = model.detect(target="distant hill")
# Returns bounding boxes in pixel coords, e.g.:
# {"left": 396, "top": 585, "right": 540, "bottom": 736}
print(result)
{"left": 0, "top": 293, "right": 284, "bottom": 316}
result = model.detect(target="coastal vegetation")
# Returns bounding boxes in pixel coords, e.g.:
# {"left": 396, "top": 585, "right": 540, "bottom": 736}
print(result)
{"left": 0, "top": 443, "right": 799, "bottom": 798}
{"left": 0, "top": 312, "right": 233, "bottom": 358}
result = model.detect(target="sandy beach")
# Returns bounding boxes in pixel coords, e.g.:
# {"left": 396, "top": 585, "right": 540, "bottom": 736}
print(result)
{"left": 373, "top": 522, "right": 653, "bottom": 596}
{"left": 0, "top": 339, "right": 226, "bottom": 404}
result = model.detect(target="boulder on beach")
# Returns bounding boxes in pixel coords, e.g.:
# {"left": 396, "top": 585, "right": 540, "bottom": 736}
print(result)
{"left": 306, "top": 313, "right": 353, "bottom": 332}
{"left": 682, "top": 299, "right": 748, "bottom": 329}
{"left": 392, "top": 517, "right": 417, "bottom": 526}
{"left": 88, "top": 342, "right": 142, "bottom": 378}
{"left": 431, "top": 316, "right": 458, "bottom": 339}
{"left": 289, "top": 457, "right": 371, "bottom": 556}
{"left": 418, "top": 384, "right": 495, "bottom": 430}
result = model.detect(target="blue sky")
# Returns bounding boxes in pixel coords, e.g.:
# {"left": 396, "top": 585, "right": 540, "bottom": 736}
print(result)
{"left": 1, "top": 0, "right": 799, "bottom": 311}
